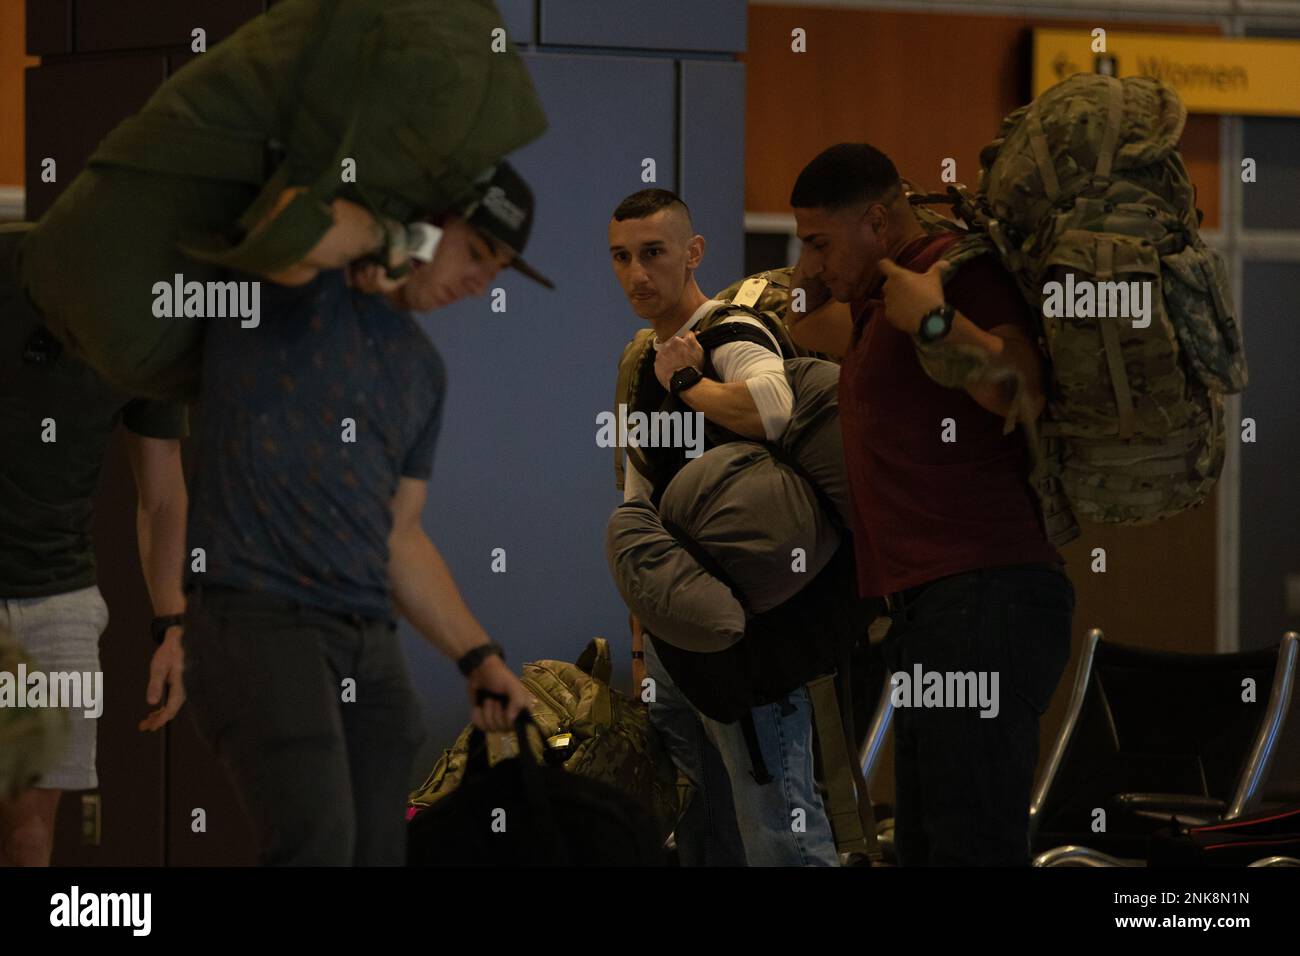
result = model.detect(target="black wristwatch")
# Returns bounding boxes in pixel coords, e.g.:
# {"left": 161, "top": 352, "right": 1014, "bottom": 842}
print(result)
{"left": 457, "top": 641, "right": 505, "bottom": 676}
{"left": 669, "top": 366, "right": 704, "bottom": 397}
{"left": 917, "top": 303, "right": 955, "bottom": 344}
{"left": 151, "top": 614, "right": 185, "bottom": 644}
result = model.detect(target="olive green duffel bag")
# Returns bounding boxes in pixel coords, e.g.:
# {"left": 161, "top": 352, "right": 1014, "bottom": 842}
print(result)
{"left": 17, "top": 0, "right": 546, "bottom": 401}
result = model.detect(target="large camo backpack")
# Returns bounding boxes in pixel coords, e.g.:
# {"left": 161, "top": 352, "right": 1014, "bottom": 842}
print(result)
{"left": 408, "top": 638, "right": 681, "bottom": 846}
{"left": 911, "top": 74, "right": 1246, "bottom": 544}
{"left": 17, "top": 0, "right": 546, "bottom": 401}
{"left": 612, "top": 268, "right": 824, "bottom": 493}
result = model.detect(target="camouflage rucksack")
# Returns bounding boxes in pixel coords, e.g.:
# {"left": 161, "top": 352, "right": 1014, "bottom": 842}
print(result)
{"left": 409, "top": 638, "right": 682, "bottom": 844}
{"left": 612, "top": 268, "right": 824, "bottom": 492}
{"left": 912, "top": 74, "right": 1246, "bottom": 542}
{"left": 0, "top": 626, "right": 70, "bottom": 799}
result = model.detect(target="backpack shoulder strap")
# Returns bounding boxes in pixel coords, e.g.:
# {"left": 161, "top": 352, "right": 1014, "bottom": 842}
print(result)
{"left": 695, "top": 306, "right": 785, "bottom": 358}
{"left": 807, "top": 672, "right": 881, "bottom": 860}
{"left": 614, "top": 329, "right": 656, "bottom": 491}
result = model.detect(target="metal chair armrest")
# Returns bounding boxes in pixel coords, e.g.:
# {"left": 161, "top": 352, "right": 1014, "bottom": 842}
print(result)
{"left": 1033, "top": 845, "right": 1144, "bottom": 867}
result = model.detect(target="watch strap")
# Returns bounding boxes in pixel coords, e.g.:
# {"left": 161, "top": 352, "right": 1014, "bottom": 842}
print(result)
{"left": 151, "top": 614, "right": 185, "bottom": 644}
{"left": 669, "top": 366, "right": 703, "bottom": 397}
{"left": 458, "top": 641, "right": 506, "bottom": 676}
{"left": 918, "top": 303, "right": 955, "bottom": 343}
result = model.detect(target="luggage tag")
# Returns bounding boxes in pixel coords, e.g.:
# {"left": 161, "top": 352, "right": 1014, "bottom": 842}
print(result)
{"left": 867, "top": 615, "right": 892, "bottom": 643}
{"left": 488, "top": 729, "right": 518, "bottom": 762}
{"left": 406, "top": 222, "right": 443, "bottom": 263}
{"left": 732, "top": 276, "right": 768, "bottom": 309}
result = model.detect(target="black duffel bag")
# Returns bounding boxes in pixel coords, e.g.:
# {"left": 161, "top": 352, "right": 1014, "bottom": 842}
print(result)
{"left": 407, "top": 708, "right": 665, "bottom": 866}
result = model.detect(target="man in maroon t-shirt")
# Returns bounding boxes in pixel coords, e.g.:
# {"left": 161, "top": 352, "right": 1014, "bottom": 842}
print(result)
{"left": 789, "top": 143, "right": 1075, "bottom": 866}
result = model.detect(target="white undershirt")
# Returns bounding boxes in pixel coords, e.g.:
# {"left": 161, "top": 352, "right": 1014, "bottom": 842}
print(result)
{"left": 623, "top": 299, "right": 794, "bottom": 503}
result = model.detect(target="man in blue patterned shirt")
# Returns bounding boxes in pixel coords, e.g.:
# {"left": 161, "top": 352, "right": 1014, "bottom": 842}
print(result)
{"left": 182, "top": 164, "right": 554, "bottom": 866}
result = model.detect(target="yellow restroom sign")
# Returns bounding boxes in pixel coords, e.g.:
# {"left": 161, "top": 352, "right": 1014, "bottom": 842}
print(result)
{"left": 1034, "top": 29, "right": 1300, "bottom": 116}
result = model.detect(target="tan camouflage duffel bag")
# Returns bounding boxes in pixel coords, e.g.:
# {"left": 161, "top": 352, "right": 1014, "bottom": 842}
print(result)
{"left": 409, "top": 638, "right": 682, "bottom": 845}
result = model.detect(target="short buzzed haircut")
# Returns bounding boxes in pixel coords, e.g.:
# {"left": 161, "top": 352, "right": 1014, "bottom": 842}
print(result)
{"left": 612, "top": 188, "right": 693, "bottom": 227}
{"left": 789, "top": 143, "right": 901, "bottom": 211}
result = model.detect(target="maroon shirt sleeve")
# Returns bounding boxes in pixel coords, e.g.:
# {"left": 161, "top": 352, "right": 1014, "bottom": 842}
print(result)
{"left": 943, "top": 255, "right": 1035, "bottom": 337}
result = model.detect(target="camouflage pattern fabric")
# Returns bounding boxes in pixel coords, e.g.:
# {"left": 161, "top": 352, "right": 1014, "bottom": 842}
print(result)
{"left": 409, "top": 639, "right": 682, "bottom": 845}
{"left": 0, "top": 625, "right": 69, "bottom": 800}
{"left": 713, "top": 267, "right": 833, "bottom": 362}
{"left": 911, "top": 74, "right": 1245, "bottom": 535}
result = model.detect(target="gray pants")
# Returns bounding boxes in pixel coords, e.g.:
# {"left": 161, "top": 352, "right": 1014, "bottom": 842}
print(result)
{"left": 183, "top": 587, "right": 426, "bottom": 866}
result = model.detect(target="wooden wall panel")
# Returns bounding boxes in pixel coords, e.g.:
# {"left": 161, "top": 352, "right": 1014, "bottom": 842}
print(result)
{"left": 1, "top": 2, "right": 40, "bottom": 186}
{"left": 50, "top": 432, "right": 166, "bottom": 866}
{"left": 74, "top": 0, "right": 264, "bottom": 53}
{"left": 743, "top": 9, "right": 1222, "bottom": 229}
{"left": 23, "top": 55, "right": 167, "bottom": 219}
{"left": 24, "top": 0, "right": 72, "bottom": 57}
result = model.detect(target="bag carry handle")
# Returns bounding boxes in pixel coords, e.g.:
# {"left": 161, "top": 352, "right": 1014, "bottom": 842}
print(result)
{"left": 465, "top": 693, "right": 571, "bottom": 865}
{"left": 465, "top": 692, "right": 544, "bottom": 774}
{"left": 575, "top": 638, "right": 613, "bottom": 685}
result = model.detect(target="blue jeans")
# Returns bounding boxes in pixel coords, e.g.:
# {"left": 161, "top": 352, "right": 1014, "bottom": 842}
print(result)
{"left": 643, "top": 637, "right": 839, "bottom": 867}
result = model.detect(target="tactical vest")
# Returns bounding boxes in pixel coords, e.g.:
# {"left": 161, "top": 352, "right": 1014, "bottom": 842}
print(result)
{"left": 613, "top": 304, "right": 794, "bottom": 503}
{"left": 613, "top": 271, "right": 823, "bottom": 498}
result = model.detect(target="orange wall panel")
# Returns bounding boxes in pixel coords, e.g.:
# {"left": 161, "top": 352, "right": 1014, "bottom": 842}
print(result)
{"left": 0, "top": 0, "right": 39, "bottom": 186}
{"left": 743, "top": 9, "right": 1222, "bottom": 229}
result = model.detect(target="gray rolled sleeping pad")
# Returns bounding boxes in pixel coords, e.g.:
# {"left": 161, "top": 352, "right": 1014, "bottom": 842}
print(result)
{"left": 605, "top": 356, "right": 879, "bottom": 857}
{"left": 606, "top": 358, "right": 847, "bottom": 654}
{"left": 611, "top": 361, "right": 852, "bottom": 658}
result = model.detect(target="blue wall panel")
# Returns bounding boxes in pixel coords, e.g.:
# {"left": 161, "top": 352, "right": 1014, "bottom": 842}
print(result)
{"left": 495, "top": 0, "right": 535, "bottom": 45}
{"left": 1242, "top": 117, "right": 1300, "bottom": 231}
{"left": 539, "top": 0, "right": 746, "bottom": 53}
{"left": 1238, "top": 260, "right": 1300, "bottom": 651}
{"left": 680, "top": 59, "right": 747, "bottom": 293}
{"left": 401, "top": 52, "right": 677, "bottom": 756}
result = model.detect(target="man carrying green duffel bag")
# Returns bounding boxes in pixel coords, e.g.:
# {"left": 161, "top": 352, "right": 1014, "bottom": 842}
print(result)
{"left": 14, "top": 0, "right": 546, "bottom": 401}
{"left": 409, "top": 638, "right": 683, "bottom": 848}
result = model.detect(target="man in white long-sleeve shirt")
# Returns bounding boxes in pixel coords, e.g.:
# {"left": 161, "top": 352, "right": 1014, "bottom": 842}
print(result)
{"left": 607, "top": 189, "right": 839, "bottom": 866}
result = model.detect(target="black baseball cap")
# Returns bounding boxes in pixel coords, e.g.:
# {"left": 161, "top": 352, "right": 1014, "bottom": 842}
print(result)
{"left": 462, "top": 161, "right": 554, "bottom": 290}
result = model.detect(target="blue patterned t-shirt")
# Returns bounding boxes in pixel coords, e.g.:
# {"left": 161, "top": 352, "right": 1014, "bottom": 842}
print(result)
{"left": 186, "top": 270, "right": 445, "bottom": 621}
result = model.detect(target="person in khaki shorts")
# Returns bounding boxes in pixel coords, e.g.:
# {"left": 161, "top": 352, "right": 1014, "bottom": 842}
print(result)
{"left": 0, "top": 227, "right": 189, "bottom": 866}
